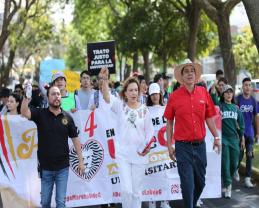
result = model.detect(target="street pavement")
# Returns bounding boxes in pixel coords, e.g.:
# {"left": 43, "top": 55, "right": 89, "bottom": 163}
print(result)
{"left": 78, "top": 177, "right": 259, "bottom": 208}
{"left": 0, "top": 178, "right": 258, "bottom": 208}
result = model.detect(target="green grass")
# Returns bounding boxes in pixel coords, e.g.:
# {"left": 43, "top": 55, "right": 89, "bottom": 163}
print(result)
{"left": 254, "top": 145, "right": 259, "bottom": 169}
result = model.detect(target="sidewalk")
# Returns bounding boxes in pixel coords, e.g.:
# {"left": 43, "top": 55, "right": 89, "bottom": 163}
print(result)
{"left": 0, "top": 172, "right": 258, "bottom": 208}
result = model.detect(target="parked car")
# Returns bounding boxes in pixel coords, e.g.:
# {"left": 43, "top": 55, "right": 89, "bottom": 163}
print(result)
{"left": 251, "top": 79, "right": 259, "bottom": 102}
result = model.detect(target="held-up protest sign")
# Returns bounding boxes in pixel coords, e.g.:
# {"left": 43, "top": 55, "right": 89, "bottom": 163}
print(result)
{"left": 87, "top": 41, "right": 116, "bottom": 75}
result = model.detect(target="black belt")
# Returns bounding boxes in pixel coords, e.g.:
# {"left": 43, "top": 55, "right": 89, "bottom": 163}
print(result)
{"left": 177, "top": 140, "right": 204, "bottom": 146}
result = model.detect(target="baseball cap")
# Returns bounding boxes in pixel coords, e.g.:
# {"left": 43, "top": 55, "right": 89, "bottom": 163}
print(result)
{"left": 222, "top": 84, "right": 233, "bottom": 93}
{"left": 149, "top": 83, "right": 161, "bottom": 95}
{"left": 52, "top": 71, "right": 66, "bottom": 82}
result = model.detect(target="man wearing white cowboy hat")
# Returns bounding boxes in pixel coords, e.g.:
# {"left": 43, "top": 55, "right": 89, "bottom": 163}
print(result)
{"left": 164, "top": 59, "right": 221, "bottom": 208}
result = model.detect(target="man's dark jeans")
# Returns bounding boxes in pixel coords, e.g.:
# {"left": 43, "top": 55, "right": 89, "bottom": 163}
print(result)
{"left": 238, "top": 136, "right": 254, "bottom": 177}
{"left": 175, "top": 141, "right": 207, "bottom": 208}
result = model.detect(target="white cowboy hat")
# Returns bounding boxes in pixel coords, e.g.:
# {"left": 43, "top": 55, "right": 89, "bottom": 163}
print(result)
{"left": 174, "top": 59, "right": 202, "bottom": 84}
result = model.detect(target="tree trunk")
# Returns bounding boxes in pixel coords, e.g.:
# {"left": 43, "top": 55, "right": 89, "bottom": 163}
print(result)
{"left": 162, "top": 53, "right": 167, "bottom": 73}
{"left": 118, "top": 54, "right": 123, "bottom": 81}
{"left": 142, "top": 50, "right": 150, "bottom": 82}
{"left": 124, "top": 63, "right": 131, "bottom": 79}
{"left": 242, "top": 0, "right": 259, "bottom": 54}
{"left": 132, "top": 52, "right": 138, "bottom": 72}
{"left": 217, "top": 11, "right": 236, "bottom": 87}
{"left": 187, "top": 0, "right": 201, "bottom": 61}
{"left": 0, "top": 49, "right": 15, "bottom": 87}
{"left": 0, "top": 29, "right": 9, "bottom": 53}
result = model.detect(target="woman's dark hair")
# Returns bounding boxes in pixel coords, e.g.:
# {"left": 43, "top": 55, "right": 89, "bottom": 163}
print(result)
{"left": 120, "top": 77, "right": 140, "bottom": 102}
{"left": 220, "top": 89, "right": 235, "bottom": 104}
{"left": 8, "top": 93, "right": 22, "bottom": 114}
{"left": 216, "top": 77, "right": 228, "bottom": 95}
{"left": 218, "top": 77, "right": 228, "bottom": 85}
{"left": 146, "top": 92, "right": 164, "bottom": 106}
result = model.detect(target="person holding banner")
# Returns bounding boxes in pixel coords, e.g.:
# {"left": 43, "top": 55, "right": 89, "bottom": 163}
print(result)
{"left": 6, "top": 93, "right": 22, "bottom": 115}
{"left": 147, "top": 83, "right": 172, "bottom": 208}
{"left": 164, "top": 59, "right": 220, "bottom": 208}
{"left": 21, "top": 85, "right": 85, "bottom": 208}
{"left": 104, "top": 72, "right": 154, "bottom": 208}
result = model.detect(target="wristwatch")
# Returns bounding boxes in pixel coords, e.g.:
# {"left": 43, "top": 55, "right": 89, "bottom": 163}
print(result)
{"left": 214, "top": 136, "right": 220, "bottom": 140}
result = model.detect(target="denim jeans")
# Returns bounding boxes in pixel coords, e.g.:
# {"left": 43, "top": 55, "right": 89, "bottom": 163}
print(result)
{"left": 239, "top": 136, "right": 254, "bottom": 177}
{"left": 41, "top": 167, "right": 69, "bottom": 208}
{"left": 175, "top": 141, "right": 207, "bottom": 208}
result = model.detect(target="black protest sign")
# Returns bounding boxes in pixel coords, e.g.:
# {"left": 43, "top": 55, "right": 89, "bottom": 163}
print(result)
{"left": 87, "top": 41, "right": 116, "bottom": 75}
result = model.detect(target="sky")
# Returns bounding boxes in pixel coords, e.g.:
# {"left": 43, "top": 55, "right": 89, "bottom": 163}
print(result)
{"left": 230, "top": 2, "right": 250, "bottom": 28}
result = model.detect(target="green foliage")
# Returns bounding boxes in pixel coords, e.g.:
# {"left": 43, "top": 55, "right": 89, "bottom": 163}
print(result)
{"left": 72, "top": 0, "right": 218, "bottom": 75}
{"left": 7, "top": 1, "right": 54, "bottom": 65}
{"left": 73, "top": 0, "right": 112, "bottom": 42}
{"left": 196, "top": 11, "right": 218, "bottom": 58}
{"left": 233, "top": 26, "right": 259, "bottom": 78}
{"left": 63, "top": 25, "right": 86, "bottom": 71}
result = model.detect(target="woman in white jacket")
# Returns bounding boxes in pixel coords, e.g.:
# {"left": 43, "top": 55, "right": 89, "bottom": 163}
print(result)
{"left": 103, "top": 71, "right": 154, "bottom": 208}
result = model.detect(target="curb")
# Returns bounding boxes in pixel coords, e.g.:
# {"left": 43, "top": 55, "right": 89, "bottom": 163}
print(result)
{"left": 240, "top": 162, "right": 259, "bottom": 182}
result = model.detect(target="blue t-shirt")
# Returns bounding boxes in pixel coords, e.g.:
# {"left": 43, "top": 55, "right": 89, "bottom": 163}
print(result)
{"left": 236, "top": 95, "right": 259, "bottom": 138}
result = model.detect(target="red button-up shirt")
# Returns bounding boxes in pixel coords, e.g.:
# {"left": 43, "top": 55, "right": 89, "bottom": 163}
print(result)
{"left": 164, "top": 85, "right": 216, "bottom": 141}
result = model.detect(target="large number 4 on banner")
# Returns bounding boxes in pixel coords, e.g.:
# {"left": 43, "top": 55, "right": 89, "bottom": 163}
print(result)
{"left": 84, "top": 111, "right": 97, "bottom": 137}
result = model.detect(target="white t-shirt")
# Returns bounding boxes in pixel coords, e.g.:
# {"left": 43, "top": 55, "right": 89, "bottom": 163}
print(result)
{"left": 148, "top": 105, "right": 166, "bottom": 131}
{"left": 111, "top": 99, "right": 154, "bottom": 164}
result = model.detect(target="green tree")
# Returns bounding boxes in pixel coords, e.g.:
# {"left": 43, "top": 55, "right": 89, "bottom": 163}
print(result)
{"left": 233, "top": 26, "right": 259, "bottom": 77}
{"left": 0, "top": 0, "right": 53, "bottom": 86}
{"left": 63, "top": 25, "right": 86, "bottom": 71}
{"left": 196, "top": 0, "right": 241, "bottom": 87}
{"left": 242, "top": 0, "right": 259, "bottom": 54}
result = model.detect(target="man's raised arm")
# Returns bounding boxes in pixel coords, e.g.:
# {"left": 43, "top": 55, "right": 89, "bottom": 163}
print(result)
{"left": 21, "top": 97, "right": 31, "bottom": 119}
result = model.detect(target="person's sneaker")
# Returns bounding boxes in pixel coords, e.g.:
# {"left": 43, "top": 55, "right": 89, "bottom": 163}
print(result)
{"left": 149, "top": 201, "right": 156, "bottom": 208}
{"left": 225, "top": 185, "right": 232, "bottom": 199}
{"left": 160, "top": 200, "right": 171, "bottom": 208}
{"left": 222, "top": 187, "right": 226, "bottom": 198}
{"left": 245, "top": 177, "right": 255, "bottom": 188}
{"left": 233, "top": 170, "right": 240, "bottom": 182}
{"left": 196, "top": 198, "right": 203, "bottom": 207}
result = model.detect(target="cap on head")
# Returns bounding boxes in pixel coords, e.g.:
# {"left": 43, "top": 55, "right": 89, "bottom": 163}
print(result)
{"left": 52, "top": 71, "right": 66, "bottom": 82}
{"left": 149, "top": 83, "right": 161, "bottom": 95}
{"left": 222, "top": 84, "right": 233, "bottom": 94}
